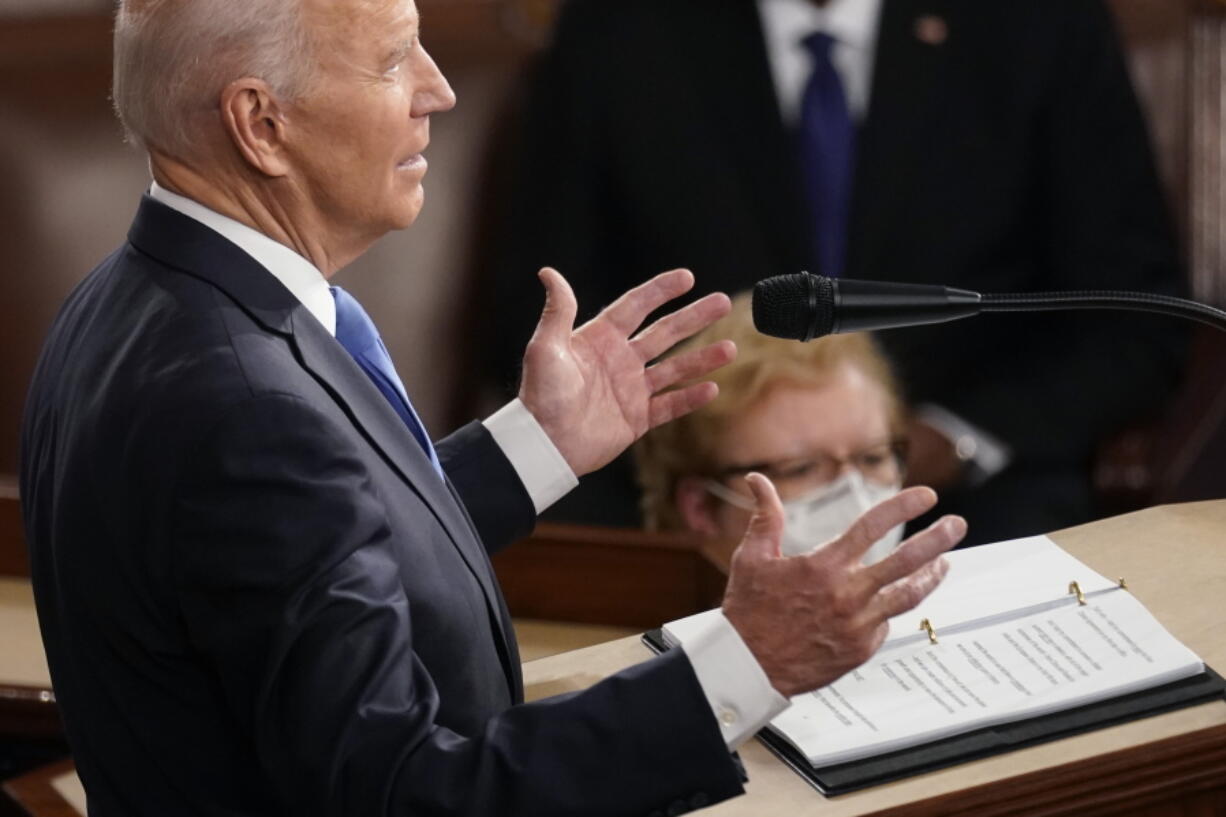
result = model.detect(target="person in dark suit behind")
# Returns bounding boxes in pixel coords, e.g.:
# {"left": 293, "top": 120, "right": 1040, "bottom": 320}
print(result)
{"left": 485, "top": 0, "right": 1187, "bottom": 544}
{"left": 20, "top": 0, "right": 966, "bottom": 814}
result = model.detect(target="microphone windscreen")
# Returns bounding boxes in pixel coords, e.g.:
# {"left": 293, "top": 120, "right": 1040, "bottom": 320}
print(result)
{"left": 752, "top": 273, "right": 835, "bottom": 340}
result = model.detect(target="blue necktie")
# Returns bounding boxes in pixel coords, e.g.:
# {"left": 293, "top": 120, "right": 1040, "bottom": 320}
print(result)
{"left": 798, "top": 31, "right": 856, "bottom": 278}
{"left": 331, "top": 286, "right": 444, "bottom": 479}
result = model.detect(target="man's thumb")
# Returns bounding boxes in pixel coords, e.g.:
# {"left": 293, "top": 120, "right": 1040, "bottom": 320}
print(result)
{"left": 739, "top": 473, "right": 784, "bottom": 560}
{"left": 531, "top": 267, "right": 578, "bottom": 345}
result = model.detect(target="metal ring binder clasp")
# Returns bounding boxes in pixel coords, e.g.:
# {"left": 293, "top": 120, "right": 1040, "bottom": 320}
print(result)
{"left": 919, "top": 618, "right": 938, "bottom": 644}
{"left": 1068, "top": 581, "right": 1087, "bottom": 606}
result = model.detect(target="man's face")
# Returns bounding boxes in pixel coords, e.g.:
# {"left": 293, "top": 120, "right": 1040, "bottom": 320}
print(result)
{"left": 285, "top": 0, "right": 455, "bottom": 245}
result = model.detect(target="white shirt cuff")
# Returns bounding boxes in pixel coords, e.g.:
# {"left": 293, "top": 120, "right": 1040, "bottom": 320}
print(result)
{"left": 916, "top": 403, "right": 1012, "bottom": 484}
{"left": 675, "top": 610, "right": 791, "bottom": 751}
{"left": 483, "top": 399, "right": 578, "bottom": 514}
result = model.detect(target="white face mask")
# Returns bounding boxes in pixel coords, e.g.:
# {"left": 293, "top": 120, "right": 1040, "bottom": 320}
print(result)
{"left": 706, "top": 470, "right": 903, "bottom": 564}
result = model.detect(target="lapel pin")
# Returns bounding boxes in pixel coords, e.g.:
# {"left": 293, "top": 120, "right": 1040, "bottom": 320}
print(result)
{"left": 915, "top": 14, "right": 949, "bottom": 46}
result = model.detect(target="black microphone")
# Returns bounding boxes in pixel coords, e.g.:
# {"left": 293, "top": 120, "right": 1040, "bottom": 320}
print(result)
{"left": 752, "top": 271, "right": 1226, "bottom": 340}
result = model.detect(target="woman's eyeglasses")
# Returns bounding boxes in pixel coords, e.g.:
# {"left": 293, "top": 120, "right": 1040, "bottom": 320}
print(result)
{"left": 711, "top": 439, "right": 908, "bottom": 499}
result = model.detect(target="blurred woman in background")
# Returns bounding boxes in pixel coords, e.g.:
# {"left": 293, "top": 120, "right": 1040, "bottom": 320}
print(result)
{"left": 636, "top": 293, "right": 908, "bottom": 564}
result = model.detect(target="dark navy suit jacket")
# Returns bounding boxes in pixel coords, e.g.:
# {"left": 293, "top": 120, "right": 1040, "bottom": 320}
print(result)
{"left": 20, "top": 197, "right": 742, "bottom": 816}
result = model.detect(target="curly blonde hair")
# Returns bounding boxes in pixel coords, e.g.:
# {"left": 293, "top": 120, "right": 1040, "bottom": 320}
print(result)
{"left": 634, "top": 292, "right": 903, "bottom": 530}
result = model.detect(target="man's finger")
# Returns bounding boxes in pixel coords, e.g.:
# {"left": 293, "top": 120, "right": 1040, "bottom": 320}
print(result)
{"left": 646, "top": 382, "right": 720, "bottom": 429}
{"left": 864, "top": 515, "right": 966, "bottom": 590}
{"left": 594, "top": 269, "right": 695, "bottom": 336}
{"left": 867, "top": 556, "right": 951, "bottom": 622}
{"left": 734, "top": 473, "right": 785, "bottom": 562}
{"left": 824, "top": 486, "right": 938, "bottom": 564}
{"left": 645, "top": 340, "right": 736, "bottom": 394}
{"left": 631, "top": 292, "right": 732, "bottom": 362}
{"left": 529, "top": 268, "right": 578, "bottom": 347}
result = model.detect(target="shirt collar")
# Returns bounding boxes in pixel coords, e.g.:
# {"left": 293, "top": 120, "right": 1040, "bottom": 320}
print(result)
{"left": 148, "top": 182, "right": 337, "bottom": 336}
{"left": 758, "top": 0, "right": 882, "bottom": 52}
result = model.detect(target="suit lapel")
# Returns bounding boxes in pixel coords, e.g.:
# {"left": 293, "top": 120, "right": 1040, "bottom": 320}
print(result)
{"left": 290, "top": 312, "right": 518, "bottom": 690}
{"left": 290, "top": 310, "right": 476, "bottom": 551}
{"left": 129, "top": 196, "right": 519, "bottom": 698}
{"left": 849, "top": 0, "right": 953, "bottom": 280}
{"left": 128, "top": 195, "right": 296, "bottom": 334}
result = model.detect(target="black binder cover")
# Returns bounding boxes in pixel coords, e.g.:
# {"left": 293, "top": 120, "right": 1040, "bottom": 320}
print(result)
{"left": 642, "top": 629, "right": 1226, "bottom": 796}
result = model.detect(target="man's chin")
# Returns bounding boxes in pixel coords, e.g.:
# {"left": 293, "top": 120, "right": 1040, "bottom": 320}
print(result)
{"left": 388, "top": 189, "right": 425, "bottom": 231}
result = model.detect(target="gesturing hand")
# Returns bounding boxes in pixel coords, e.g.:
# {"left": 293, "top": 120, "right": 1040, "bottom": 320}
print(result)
{"left": 518, "top": 268, "right": 735, "bottom": 477}
{"left": 722, "top": 475, "right": 966, "bottom": 698}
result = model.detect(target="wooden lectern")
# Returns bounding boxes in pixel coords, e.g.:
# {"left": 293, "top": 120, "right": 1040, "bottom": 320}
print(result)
{"left": 5, "top": 502, "right": 1226, "bottom": 816}
{"left": 520, "top": 501, "right": 1226, "bottom": 817}
{"left": 0, "top": 479, "right": 60, "bottom": 745}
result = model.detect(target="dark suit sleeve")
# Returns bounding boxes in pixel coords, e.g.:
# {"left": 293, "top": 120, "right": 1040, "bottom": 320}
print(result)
{"left": 935, "top": 0, "right": 1186, "bottom": 464}
{"left": 436, "top": 420, "right": 536, "bottom": 555}
{"left": 173, "top": 393, "right": 742, "bottom": 817}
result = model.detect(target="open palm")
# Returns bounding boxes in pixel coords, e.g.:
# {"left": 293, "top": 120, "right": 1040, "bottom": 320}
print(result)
{"left": 518, "top": 268, "right": 735, "bottom": 477}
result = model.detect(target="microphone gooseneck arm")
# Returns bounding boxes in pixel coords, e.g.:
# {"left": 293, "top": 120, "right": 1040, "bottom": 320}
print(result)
{"left": 750, "top": 272, "right": 1226, "bottom": 340}
{"left": 980, "top": 291, "right": 1226, "bottom": 333}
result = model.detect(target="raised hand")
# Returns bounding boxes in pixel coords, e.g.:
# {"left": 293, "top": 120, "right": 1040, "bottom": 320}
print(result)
{"left": 722, "top": 474, "right": 965, "bottom": 698}
{"left": 518, "top": 267, "right": 735, "bottom": 477}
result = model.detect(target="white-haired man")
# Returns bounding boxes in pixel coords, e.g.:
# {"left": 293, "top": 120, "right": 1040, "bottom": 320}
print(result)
{"left": 20, "top": 1, "right": 964, "bottom": 814}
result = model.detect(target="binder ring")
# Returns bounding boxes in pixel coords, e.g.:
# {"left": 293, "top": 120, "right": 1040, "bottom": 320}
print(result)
{"left": 1068, "top": 581, "right": 1087, "bottom": 606}
{"left": 919, "top": 618, "right": 938, "bottom": 644}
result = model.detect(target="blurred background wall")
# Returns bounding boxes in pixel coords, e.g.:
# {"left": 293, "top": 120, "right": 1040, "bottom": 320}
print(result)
{"left": 1, "top": 0, "right": 1224, "bottom": 504}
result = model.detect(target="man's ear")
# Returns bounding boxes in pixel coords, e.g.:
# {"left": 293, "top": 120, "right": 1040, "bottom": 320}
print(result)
{"left": 218, "top": 78, "right": 292, "bottom": 177}
{"left": 675, "top": 477, "right": 722, "bottom": 536}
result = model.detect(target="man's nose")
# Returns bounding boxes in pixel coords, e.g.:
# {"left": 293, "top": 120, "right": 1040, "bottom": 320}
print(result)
{"left": 414, "top": 46, "right": 457, "bottom": 115}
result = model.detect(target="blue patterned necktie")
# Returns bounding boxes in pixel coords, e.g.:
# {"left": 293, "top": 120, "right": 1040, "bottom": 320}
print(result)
{"left": 331, "top": 286, "right": 444, "bottom": 479}
{"left": 798, "top": 31, "right": 856, "bottom": 278}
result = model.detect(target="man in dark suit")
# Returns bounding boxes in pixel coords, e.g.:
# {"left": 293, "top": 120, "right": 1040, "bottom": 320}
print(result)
{"left": 20, "top": 0, "right": 964, "bottom": 814}
{"left": 487, "top": 0, "right": 1186, "bottom": 544}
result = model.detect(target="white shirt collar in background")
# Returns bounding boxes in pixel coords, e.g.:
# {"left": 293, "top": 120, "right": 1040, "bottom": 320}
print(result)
{"left": 757, "top": 0, "right": 883, "bottom": 125}
{"left": 148, "top": 182, "right": 337, "bottom": 336}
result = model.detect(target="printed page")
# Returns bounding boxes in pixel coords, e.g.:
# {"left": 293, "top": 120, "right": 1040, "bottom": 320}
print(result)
{"left": 883, "top": 536, "right": 1119, "bottom": 647}
{"left": 769, "top": 589, "right": 1203, "bottom": 767}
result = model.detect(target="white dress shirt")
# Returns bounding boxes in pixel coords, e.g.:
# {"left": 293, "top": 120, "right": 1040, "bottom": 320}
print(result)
{"left": 757, "top": 0, "right": 883, "bottom": 125}
{"left": 147, "top": 183, "right": 787, "bottom": 750}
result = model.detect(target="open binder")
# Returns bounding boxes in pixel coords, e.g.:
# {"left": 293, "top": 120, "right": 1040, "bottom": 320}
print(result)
{"left": 644, "top": 536, "right": 1226, "bottom": 796}
{"left": 644, "top": 629, "right": 1222, "bottom": 795}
